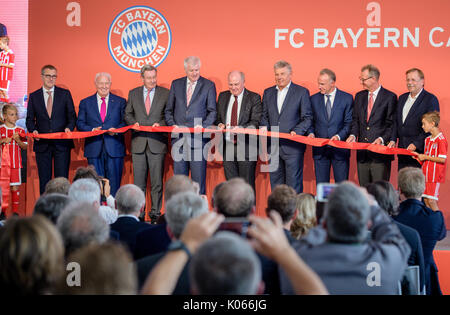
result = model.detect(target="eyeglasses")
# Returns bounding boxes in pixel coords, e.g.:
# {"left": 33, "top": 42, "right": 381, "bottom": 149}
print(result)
{"left": 43, "top": 74, "right": 57, "bottom": 80}
{"left": 359, "top": 76, "right": 373, "bottom": 83}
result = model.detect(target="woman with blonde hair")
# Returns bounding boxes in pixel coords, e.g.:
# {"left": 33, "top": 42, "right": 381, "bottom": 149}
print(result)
{"left": 290, "top": 193, "right": 317, "bottom": 239}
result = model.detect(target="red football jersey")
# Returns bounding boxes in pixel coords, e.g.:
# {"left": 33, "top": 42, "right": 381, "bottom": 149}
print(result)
{"left": 0, "top": 125, "right": 26, "bottom": 169}
{"left": 0, "top": 49, "right": 14, "bottom": 82}
{"left": 423, "top": 132, "right": 447, "bottom": 183}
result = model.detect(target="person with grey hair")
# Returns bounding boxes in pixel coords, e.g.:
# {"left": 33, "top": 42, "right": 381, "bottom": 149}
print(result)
{"left": 33, "top": 193, "right": 72, "bottom": 224}
{"left": 44, "top": 177, "right": 71, "bottom": 195}
{"left": 165, "top": 56, "right": 217, "bottom": 195}
{"left": 308, "top": 68, "right": 353, "bottom": 183}
{"left": 214, "top": 178, "right": 255, "bottom": 217}
{"left": 280, "top": 181, "right": 411, "bottom": 294}
{"left": 135, "top": 191, "right": 208, "bottom": 293}
{"left": 76, "top": 72, "right": 126, "bottom": 196}
{"left": 124, "top": 64, "right": 170, "bottom": 223}
{"left": 394, "top": 167, "right": 446, "bottom": 295}
{"left": 56, "top": 202, "right": 110, "bottom": 258}
{"left": 69, "top": 178, "right": 118, "bottom": 224}
{"left": 110, "top": 184, "right": 152, "bottom": 253}
{"left": 133, "top": 174, "right": 198, "bottom": 260}
{"left": 260, "top": 60, "right": 313, "bottom": 193}
{"left": 216, "top": 70, "right": 262, "bottom": 190}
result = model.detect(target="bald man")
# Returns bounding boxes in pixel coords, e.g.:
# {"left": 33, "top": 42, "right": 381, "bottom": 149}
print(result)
{"left": 216, "top": 71, "right": 262, "bottom": 190}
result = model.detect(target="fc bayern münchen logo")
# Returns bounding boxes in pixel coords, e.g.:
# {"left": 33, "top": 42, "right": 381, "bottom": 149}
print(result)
{"left": 108, "top": 6, "right": 172, "bottom": 72}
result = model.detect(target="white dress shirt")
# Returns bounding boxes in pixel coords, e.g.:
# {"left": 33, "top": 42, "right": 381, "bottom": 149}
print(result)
{"left": 402, "top": 89, "right": 423, "bottom": 123}
{"left": 276, "top": 81, "right": 291, "bottom": 114}
{"left": 225, "top": 90, "right": 244, "bottom": 141}
{"left": 42, "top": 86, "right": 55, "bottom": 108}
{"left": 96, "top": 93, "right": 110, "bottom": 114}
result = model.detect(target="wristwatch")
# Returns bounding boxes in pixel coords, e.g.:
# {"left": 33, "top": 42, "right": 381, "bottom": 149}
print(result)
{"left": 167, "top": 240, "right": 192, "bottom": 258}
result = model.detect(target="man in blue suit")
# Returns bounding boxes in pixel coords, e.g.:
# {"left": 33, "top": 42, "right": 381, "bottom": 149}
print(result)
{"left": 77, "top": 72, "right": 126, "bottom": 196}
{"left": 260, "top": 60, "right": 312, "bottom": 193}
{"left": 388, "top": 68, "right": 440, "bottom": 170}
{"left": 164, "top": 56, "right": 217, "bottom": 194}
{"left": 26, "top": 65, "right": 77, "bottom": 194}
{"left": 308, "top": 69, "right": 353, "bottom": 183}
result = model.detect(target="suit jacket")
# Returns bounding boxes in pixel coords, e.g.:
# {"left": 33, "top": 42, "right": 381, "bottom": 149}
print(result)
{"left": 26, "top": 86, "right": 77, "bottom": 152}
{"left": 394, "top": 199, "right": 446, "bottom": 295}
{"left": 165, "top": 76, "right": 217, "bottom": 128}
{"left": 309, "top": 89, "right": 353, "bottom": 160}
{"left": 260, "top": 82, "right": 313, "bottom": 155}
{"left": 133, "top": 223, "right": 171, "bottom": 260}
{"left": 216, "top": 88, "right": 262, "bottom": 158}
{"left": 280, "top": 205, "right": 411, "bottom": 294}
{"left": 351, "top": 86, "right": 397, "bottom": 162}
{"left": 391, "top": 89, "right": 439, "bottom": 153}
{"left": 395, "top": 221, "right": 425, "bottom": 292}
{"left": 124, "top": 85, "right": 170, "bottom": 154}
{"left": 110, "top": 216, "right": 153, "bottom": 254}
{"left": 76, "top": 93, "right": 126, "bottom": 158}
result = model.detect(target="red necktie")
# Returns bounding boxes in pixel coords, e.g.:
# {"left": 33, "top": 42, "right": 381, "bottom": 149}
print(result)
{"left": 230, "top": 95, "right": 238, "bottom": 127}
{"left": 145, "top": 91, "right": 151, "bottom": 115}
{"left": 46, "top": 91, "right": 53, "bottom": 117}
{"left": 100, "top": 97, "right": 107, "bottom": 122}
{"left": 367, "top": 92, "right": 374, "bottom": 122}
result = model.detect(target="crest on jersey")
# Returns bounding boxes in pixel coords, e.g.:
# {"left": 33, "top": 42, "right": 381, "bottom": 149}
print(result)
{"left": 108, "top": 6, "right": 172, "bottom": 72}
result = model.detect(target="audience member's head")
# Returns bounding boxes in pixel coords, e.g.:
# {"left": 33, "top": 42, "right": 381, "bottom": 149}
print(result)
{"left": 44, "top": 177, "right": 71, "bottom": 195}
{"left": 398, "top": 167, "right": 425, "bottom": 200}
{"left": 58, "top": 242, "right": 137, "bottom": 294}
{"left": 115, "top": 184, "right": 145, "bottom": 217}
{"left": 211, "top": 181, "right": 226, "bottom": 208}
{"left": 366, "top": 181, "right": 399, "bottom": 216}
{"left": 0, "top": 215, "right": 64, "bottom": 295}
{"left": 57, "top": 202, "right": 110, "bottom": 257}
{"left": 267, "top": 184, "right": 297, "bottom": 226}
{"left": 69, "top": 178, "right": 101, "bottom": 209}
{"left": 165, "top": 192, "right": 209, "bottom": 239}
{"left": 164, "top": 175, "right": 197, "bottom": 202}
{"left": 290, "top": 193, "right": 317, "bottom": 239}
{"left": 33, "top": 193, "right": 72, "bottom": 224}
{"left": 190, "top": 231, "right": 262, "bottom": 294}
{"left": 324, "top": 182, "right": 370, "bottom": 244}
{"left": 214, "top": 178, "right": 255, "bottom": 217}
{"left": 72, "top": 165, "right": 101, "bottom": 183}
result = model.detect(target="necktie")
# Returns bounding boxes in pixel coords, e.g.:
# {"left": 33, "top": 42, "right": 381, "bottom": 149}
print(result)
{"left": 187, "top": 82, "right": 193, "bottom": 106}
{"left": 367, "top": 92, "right": 374, "bottom": 122}
{"left": 230, "top": 95, "right": 238, "bottom": 127}
{"left": 100, "top": 97, "right": 107, "bottom": 122}
{"left": 145, "top": 90, "right": 151, "bottom": 115}
{"left": 325, "top": 94, "right": 332, "bottom": 120}
{"left": 46, "top": 91, "right": 53, "bottom": 117}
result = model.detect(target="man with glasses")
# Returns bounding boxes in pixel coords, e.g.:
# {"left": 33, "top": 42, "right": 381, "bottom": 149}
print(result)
{"left": 26, "top": 65, "right": 77, "bottom": 194}
{"left": 346, "top": 64, "right": 397, "bottom": 187}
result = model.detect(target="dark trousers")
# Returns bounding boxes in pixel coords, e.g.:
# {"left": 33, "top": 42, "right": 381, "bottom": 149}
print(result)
{"left": 357, "top": 160, "right": 391, "bottom": 188}
{"left": 88, "top": 146, "right": 124, "bottom": 197}
{"left": 398, "top": 154, "right": 421, "bottom": 171}
{"left": 132, "top": 144, "right": 165, "bottom": 218}
{"left": 35, "top": 146, "right": 71, "bottom": 195}
{"left": 269, "top": 152, "right": 305, "bottom": 193}
{"left": 314, "top": 157, "right": 349, "bottom": 184}
{"left": 222, "top": 140, "right": 257, "bottom": 191}
{"left": 173, "top": 142, "right": 207, "bottom": 195}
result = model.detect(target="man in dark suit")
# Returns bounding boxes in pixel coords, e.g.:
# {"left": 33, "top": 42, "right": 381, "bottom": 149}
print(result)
{"left": 124, "top": 65, "right": 169, "bottom": 223}
{"left": 394, "top": 167, "right": 446, "bottom": 295}
{"left": 346, "top": 64, "right": 397, "bottom": 187}
{"left": 110, "top": 184, "right": 152, "bottom": 254}
{"left": 76, "top": 72, "right": 126, "bottom": 196}
{"left": 26, "top": 65, "right": 77, "bottom": 194}
{"left": 388, "top": 68, "right": 440, "bottom": 170}
{"left": 260, "top": 60, "right": 312, "bottom": 193}
{"left": 164, "top": 56, "right": 217, "bottom": 195}
{"left": 308, "top": 69, "right": 353, "bottom": 183}
{"left": 216, "top": 71, "right": 262, "bottom": 190}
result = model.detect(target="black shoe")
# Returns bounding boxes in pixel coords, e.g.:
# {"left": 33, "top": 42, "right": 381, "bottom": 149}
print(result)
{"left": 150, "top": 214, "right": 160, "bottom": 225}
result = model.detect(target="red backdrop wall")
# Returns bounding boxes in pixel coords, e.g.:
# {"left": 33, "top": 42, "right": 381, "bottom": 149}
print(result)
{"left": 25, "top": 0, "right": 450, "bottom": 222}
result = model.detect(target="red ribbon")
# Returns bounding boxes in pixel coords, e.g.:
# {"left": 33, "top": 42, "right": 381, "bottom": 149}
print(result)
{"left": 21, "top": 125, "right": 415, "bottom": 156}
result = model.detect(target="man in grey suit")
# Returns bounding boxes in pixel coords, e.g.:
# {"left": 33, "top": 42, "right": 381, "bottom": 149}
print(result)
{"left": 216, "top": 71, "right": 262, "bottom": 190}
{"left": 125, "top": 64, "right": 169, "bottom": 223}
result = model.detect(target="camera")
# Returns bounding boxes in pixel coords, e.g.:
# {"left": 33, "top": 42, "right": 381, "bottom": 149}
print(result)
{"left": 316, "top": 183, "right": 337, "bottom": 223}
{"left": 217, "top": 217, "right": 251, "bottom": 238}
